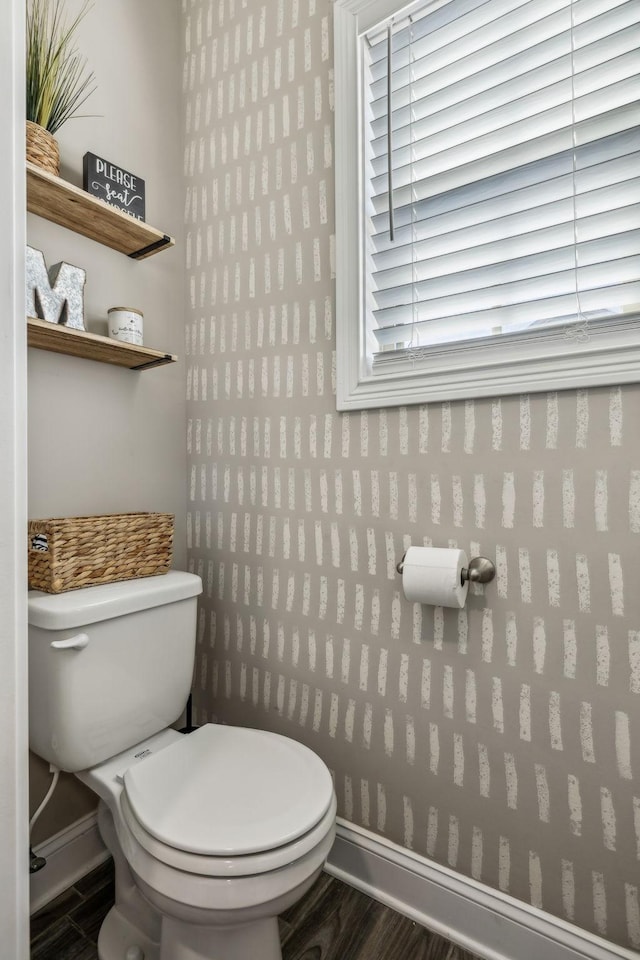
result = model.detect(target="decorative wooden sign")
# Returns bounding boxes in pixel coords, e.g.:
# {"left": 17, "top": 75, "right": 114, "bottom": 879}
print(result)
{"left": 26, "top": 246, "right": 86, "bottom": 330}
{"left": 83, "top": 152, "right": 145, "bottom": 221}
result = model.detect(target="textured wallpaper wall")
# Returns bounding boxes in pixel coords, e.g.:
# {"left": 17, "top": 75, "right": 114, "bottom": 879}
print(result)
{"left": 182, "top": 0, "right": 640, "bottom": 949}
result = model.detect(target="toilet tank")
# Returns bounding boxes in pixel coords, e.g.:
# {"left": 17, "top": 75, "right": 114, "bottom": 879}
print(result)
{"left": 28, "top": 571, "right": 202, "bottom": 772}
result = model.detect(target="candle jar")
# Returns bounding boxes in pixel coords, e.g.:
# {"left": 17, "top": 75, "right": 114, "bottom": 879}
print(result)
{"left": 107, "top": 306, "right": 143, "bottom": 346}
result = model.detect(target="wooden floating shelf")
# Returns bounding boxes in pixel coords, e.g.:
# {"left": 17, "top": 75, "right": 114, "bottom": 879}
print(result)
{"left": 27, "top": 317, "right": 177, "bottom": 370}
{"left": 26, "top": 162, "right": 175, "bottom": 260}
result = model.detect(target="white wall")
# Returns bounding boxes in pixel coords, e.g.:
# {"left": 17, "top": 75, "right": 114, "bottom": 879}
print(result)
{"left": 28, "top": 0, "right": 186, "bottom": 536}
{"left": 0, "top": 0, "right": 29, "bottom": 953}
{"left": 27, "top": 0, "right": 185, "bottom": 844}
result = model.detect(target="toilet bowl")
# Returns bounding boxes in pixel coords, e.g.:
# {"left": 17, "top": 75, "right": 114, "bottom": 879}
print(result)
{"left": 78, "top": 723, "right": 336, "bottom": 960}
{"left": 27, "top": 572, "right": 337, "bottom": 960}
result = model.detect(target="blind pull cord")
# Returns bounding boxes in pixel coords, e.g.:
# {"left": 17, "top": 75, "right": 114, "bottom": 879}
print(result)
{"left": 387, "top": 22, "right": 395, "bottom": 243}
{"left": 566, "top": 0, "right": 589, "bottom": 343}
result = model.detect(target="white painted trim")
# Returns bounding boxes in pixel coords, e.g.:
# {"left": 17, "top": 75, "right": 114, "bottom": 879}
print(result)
{"left": 333, "top": 0, "right": 640, "bottom": 410}
{"left": 30, "top": 812, "right": 110, "bottom": 915}
{"left": 0, "top": 0, "right": 29, "bottom": 955}
{"left": 326, "top": 819, "right": 638, "bottom": 960}
{"left": 334, "top": 0, "right": 366, "bottom": 411}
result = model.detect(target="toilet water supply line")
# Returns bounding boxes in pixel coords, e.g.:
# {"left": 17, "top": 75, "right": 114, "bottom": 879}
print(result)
{"left": 29, "top": 763, "right": 61, "bottom": 874}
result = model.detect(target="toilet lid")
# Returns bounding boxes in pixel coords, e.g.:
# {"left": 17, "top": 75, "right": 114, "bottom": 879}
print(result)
{"left": 123, "top": 724, "right": 334, "bottom": 857}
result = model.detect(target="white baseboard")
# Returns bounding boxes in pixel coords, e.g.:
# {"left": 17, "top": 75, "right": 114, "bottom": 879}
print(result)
{"left": 30, "top": 812, "right": 109, "bottom": 915}
{"left": 325, "top": 819, "right": 638, "bottom": 960}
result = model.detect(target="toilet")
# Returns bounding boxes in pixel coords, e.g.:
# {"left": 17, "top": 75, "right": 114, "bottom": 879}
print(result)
{"left": 28, "top": 571, "right": 337, "bottom": 960}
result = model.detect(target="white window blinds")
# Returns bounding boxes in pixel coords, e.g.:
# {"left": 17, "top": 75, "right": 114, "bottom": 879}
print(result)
{"left": 363, "top": 0, "right": 640, "bottom": 359}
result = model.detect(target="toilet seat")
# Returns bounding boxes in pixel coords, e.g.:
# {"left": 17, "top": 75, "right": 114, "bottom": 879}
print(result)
{"left": 121, "top": 724, "right": 335, "bottom": 877}
{"left": 120, "top": 790, "right": 337, "bottom": 878}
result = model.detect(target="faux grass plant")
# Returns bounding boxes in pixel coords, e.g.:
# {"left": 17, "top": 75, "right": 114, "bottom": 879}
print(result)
{"left": 26, "top": 0, "right": 96, "bottom": 135}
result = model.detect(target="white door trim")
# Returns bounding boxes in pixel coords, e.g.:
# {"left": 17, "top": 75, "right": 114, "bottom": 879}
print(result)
{"left": 0, "top": 0, "right": 28, "bottom": 955}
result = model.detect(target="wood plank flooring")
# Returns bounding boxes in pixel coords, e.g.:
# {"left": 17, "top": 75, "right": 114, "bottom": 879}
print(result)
{"left": 31, "top": 860, "right": 115, "bottom": 960}
{"left": 31, "top": 859, "right": 483, "bottom": 960}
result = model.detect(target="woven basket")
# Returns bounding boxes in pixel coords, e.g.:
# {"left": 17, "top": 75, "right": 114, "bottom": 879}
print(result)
{"left": 28, "top": 512, "right": 174, "bottom": 594}
{"left": 26, "top": 120, "right": 60, "bottom": 177}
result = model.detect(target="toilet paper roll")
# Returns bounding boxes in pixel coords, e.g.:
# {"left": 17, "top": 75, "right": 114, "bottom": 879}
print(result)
{"left": 401, "top": 546, "right": 469, "bottom": 608}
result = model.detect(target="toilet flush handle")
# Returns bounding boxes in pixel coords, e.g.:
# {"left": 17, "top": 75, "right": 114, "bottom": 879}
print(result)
{"left": 50, "top": 633, "right": 89, "bottom": 651}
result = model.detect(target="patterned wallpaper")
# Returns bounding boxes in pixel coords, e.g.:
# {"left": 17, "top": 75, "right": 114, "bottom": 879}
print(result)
{"left": 182, "top": 0, "right": 640, "bottom": 949}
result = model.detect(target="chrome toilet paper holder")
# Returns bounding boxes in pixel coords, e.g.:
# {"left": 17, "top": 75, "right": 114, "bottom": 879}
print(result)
{"left": 396, "top": 552, "right": 496, "bottom": 585}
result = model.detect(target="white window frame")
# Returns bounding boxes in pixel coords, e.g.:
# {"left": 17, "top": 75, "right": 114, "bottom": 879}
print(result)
{"left": 333, "top": 0, "right": 640, "bottom": 411}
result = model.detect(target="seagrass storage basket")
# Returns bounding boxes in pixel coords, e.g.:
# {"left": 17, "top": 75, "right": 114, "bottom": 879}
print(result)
{"left": 28, "top": 512, "right": 174, "bottom": 593}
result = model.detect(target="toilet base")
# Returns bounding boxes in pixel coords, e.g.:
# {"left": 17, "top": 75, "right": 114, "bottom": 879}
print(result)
{"left": 96, "top": 904, "right": 282, "bottom": 960}
{"left": 161, "top": 916, "right": 282, "bottom": 960}
{"left": 98, "top": 905, "right": 160, "bottom": 960}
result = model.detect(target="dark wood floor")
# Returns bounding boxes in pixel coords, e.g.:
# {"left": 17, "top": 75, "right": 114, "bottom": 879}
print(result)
{"left": 31, "top": 859, "right": 483, "bottom": 960}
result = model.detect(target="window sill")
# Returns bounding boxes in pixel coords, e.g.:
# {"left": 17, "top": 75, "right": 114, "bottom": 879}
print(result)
{"left": 336, "top": 317, "right": 640, "bottom": 410}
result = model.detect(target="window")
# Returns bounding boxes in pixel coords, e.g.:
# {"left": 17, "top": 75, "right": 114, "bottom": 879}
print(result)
{"left": 333, "top": 0, "right": 640, "bottom": 409}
